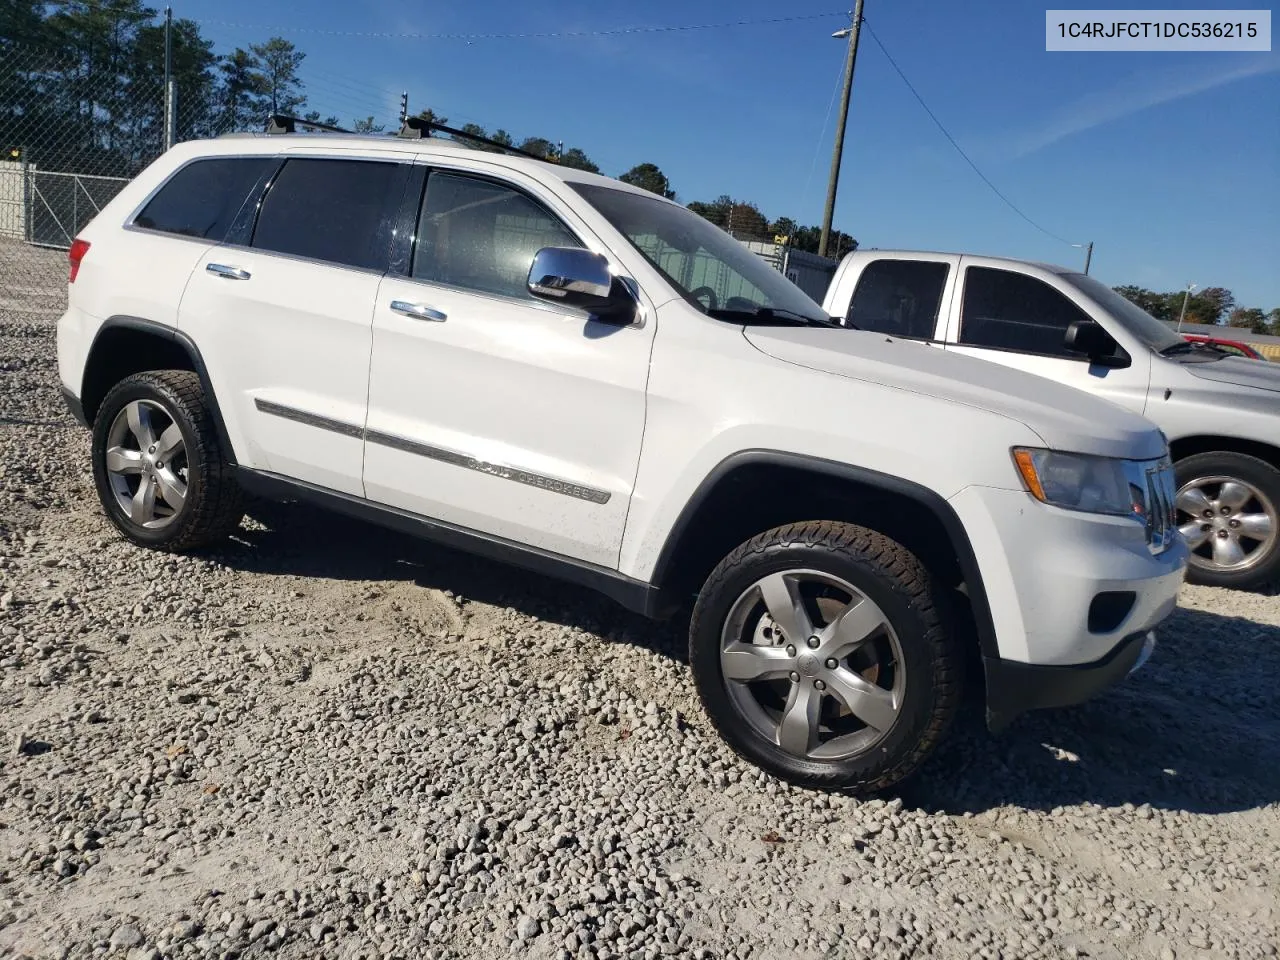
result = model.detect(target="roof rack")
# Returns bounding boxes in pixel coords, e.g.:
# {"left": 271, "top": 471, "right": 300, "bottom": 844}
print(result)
{"left": 265, "top": 114, "right": 353, "bottom": 135}
{"left": 260, "top": 112, "right": 555, "bottom": 164}
{"left": 395, "top": 115, "right": 554, "bottom": 163}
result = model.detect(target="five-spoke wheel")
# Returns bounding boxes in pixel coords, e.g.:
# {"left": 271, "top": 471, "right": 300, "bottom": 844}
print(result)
{"left": 690, "top": 521, "right": 959, "bottom": 794}
{"left": 719, "top": 569, "right": 905, "bottom": 761}
{"left": 103, "top": 399, "right": 189, "bottom": 528}
{"left": 91, "top": 370, "right": 244, "bottom": 550}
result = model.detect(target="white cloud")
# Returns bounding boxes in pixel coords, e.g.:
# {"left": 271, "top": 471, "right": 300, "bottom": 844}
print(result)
{"left": 1007, "top": 54, "right": 1280, "bottom": 158}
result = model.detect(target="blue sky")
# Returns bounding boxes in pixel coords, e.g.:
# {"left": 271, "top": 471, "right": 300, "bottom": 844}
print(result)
{"left": 190, "top": 0, "right": 1279, "bottom": 309}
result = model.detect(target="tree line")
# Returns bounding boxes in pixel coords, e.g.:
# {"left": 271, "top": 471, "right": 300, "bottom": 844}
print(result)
{"left": 0, "top": 1, "right": 853, "bottom": 254}
{"left": 1114, "top": 285, "right": 1279, "bottom": 335}
{"left": 410, "top": 113, "right": 858, "bottom": 257}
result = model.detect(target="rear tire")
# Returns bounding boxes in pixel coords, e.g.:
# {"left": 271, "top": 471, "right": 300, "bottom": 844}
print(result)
{"left": 1175, "top": 451, "right": 1280, "bottom": 591}
{"left": 91, "top": 370, "right": 244, "bottom": 551}
{"left": 688, "top": 520, "right": 960, "bottom": 794}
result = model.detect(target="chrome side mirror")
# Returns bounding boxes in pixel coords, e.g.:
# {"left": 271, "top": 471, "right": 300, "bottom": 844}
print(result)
{"left": 527, "top": 247, "right": 637, "bottom": 325}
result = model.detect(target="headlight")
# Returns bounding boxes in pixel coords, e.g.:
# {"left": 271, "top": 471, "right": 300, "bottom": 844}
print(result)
{"left": 1012, "top": 447, "right": 1144, "bottom": 517}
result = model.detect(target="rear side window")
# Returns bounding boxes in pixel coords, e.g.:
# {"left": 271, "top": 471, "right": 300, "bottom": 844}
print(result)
{"left": 133, "top": 157, "right": 273, "bottom": 240}
{"left": 959, "top": 267, "right": 1095, "bottom": 358}
{"left": 251, "top": 158, "right": 407, "bottom": 271}
{"left": 846, "top": 259, "right": 948, "bottom": 338}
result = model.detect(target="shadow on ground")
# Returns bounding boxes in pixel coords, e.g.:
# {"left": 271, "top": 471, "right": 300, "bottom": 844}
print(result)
{"left": 903, "top": 605, "right": 1280, "bottom": 816}
{"left": 217, "top": 501, "right": 1279, "bottom": 816}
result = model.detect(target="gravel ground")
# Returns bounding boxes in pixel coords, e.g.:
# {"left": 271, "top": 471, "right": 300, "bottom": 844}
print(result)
{"left": 0, "top": 253, "right": 1277, "bottom": 960}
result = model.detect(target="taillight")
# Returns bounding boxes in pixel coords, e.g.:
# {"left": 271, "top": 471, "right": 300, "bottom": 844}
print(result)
{"left": 68, "top": 238, "right": 90, "bottom": 283}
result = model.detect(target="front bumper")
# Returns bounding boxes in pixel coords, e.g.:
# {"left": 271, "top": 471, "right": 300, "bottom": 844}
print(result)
{"left": 61, "top": 386, "right": 88, "bottom": 428}
{"left": 984, "top": 628, "right": 1158, "bottom": 731}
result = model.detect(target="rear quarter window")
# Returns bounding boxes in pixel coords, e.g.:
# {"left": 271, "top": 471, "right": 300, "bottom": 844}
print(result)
{"left": 846, "top": 259, "right": 949, "bottom": 338}
{"left": 250, "top": 157, "right": 408, "bottom": 271}
{"left": 133, "top": 157, "right": 275, "bottom": 240}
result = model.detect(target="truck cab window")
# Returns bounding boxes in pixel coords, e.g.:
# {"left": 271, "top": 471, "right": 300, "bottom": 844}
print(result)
{"left": 846, "top": 259, "right": 948, "bottom": 338}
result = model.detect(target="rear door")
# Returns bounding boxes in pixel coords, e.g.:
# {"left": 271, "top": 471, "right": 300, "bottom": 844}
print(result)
{"left": 178, "top": 152, "right": 412, "bottom": 495}
{"left": 840, "top": 255, "right": 957, "bottom": 346}
{"left": 942, "top": 261, "right": 1151, "bottom": 414}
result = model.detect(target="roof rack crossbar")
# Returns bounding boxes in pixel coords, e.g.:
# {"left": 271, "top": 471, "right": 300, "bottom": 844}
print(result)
{"left": 396, "top": 116, "right": 553, "bottom": 163}
{"left": 265, "top": 114, "right": 353, "bottom": 135}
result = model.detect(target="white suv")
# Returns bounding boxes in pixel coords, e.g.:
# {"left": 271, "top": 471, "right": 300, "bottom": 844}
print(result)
{"left": 55, "top": 122, "right": 1188, "bottom": 793}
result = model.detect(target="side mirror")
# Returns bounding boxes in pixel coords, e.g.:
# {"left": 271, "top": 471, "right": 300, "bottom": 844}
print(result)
{"left": 1064, "top": 319, "right": 1129, "bottom": 368}
{"left": 527, "top": 247, "right": 637, "bottom": 324}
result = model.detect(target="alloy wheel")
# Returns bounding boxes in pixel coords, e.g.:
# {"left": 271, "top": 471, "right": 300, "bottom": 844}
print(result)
{"left": 104, "top": 399, "right": 189, "bottom": 529}
{"left": 719, "top": 568, "right": 905, "bottom": 761}
{"left": 1176, "top": 474, "right": 1277, "bottom": 573}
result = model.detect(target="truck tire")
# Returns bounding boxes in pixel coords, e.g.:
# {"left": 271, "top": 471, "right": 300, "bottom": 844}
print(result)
{"left": 688, "top": 520, "right": 960, "bottom": 794}
{"left": 1175, "top": 451, "right": 1280, "bottom": 590}
{"left": 90, "top": 370, "right": 244, "bottom": 551}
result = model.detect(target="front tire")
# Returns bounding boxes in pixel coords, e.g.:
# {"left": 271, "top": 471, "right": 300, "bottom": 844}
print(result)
{"left": 1175, "top": 451, "right": 1280, "bottom": 590}
{"left": 688, "top": 521, "right": 960, "bottom": 794}
{"left": 91, "top": 370, "right": 244, "bottom": 551}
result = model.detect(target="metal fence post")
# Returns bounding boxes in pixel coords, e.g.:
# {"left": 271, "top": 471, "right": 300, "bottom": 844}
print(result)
{"left": 164, "top": 78, "right": 177, "bottom": 149}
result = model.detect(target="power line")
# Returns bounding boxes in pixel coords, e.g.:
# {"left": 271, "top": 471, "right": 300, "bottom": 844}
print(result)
{"left": 863, "top": 22, "right": 1080, "bottom": 248}
{"left": 191, "top": 11, "right": 848, "bottom": 42}
{"left": 800, "top": 55, "right": 849, "bottom": 216}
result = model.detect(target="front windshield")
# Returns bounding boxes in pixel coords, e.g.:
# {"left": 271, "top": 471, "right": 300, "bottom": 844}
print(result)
{"left": 569, "top": 182, "right": 829, "bottom": 323}
{"left": 1060, "top": 272, "right": 1185, "bottom": 353}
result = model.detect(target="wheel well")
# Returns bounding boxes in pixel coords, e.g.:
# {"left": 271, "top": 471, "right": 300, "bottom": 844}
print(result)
{"left": 1169, "top": 435, "right": 1280, "bottom": 470}
{"left": 655, "top": 462, "right": 967, "bottom": 601}
{"left": 81, "top": 326, "right": 196, "bottom": 425}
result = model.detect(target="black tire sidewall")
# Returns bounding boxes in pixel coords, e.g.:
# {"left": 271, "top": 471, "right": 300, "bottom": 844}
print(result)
{"left": 690, "top": 535, "right": 945, "bottom": 790}
{"left": 91, "top": 375, "right": 207, "bottom": 547}
{"left": 1175, "top": 451, "right": 1280, "bottom": 589}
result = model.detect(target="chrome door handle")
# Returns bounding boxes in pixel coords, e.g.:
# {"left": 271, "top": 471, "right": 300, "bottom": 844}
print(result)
{"left": 206, "top": 263, "right": 251, "bottom": 280}
{"left": 390, "top": 300, "right": 447, "bottom": 322}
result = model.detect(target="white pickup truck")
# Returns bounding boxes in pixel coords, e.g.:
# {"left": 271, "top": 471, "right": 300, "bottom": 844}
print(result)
{"left": 822, "top": 249, "right": 1280, "bottom": 591}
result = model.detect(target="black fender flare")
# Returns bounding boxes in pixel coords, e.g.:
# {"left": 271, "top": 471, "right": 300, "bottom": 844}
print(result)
{"left": 84, "top": 316, "right": 238, "bottom": 465}
{"left": 648, "top": 449, "right": 1000, "bottom": 661}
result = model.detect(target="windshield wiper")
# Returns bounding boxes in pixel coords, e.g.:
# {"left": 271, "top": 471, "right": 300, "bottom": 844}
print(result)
{"left": 1158, "top": 341, "right": 1197, "bottom": 356}
{"left": 706, "top": 306, "right": 839, "bottom": 328}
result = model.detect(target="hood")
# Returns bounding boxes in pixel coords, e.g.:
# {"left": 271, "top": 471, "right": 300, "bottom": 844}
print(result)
{"left": 743, "top": 327, "right": 1167, "bottom": 460}
{"left": 1180, "top": 355, "right": 1280, "bottom": 394}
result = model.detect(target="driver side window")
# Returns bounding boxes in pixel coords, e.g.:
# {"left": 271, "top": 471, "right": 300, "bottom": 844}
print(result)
{"left": 413, "top": 172, "right": 582, "bottom": 301}
{"left": 958, "top": 266, "right": 1095, "bottom": 358}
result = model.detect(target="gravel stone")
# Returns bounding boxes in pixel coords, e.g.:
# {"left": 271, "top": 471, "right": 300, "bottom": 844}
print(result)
{"left": 0, "top": 255, "right": 1276, "bottom": 959}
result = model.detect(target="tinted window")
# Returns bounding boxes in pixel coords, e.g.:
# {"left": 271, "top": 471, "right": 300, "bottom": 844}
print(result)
{"left": 133, "top": 157, "right": 273, "bottom": 239}
{"left": 959, "top": 267, "right": 1094, "bottom": 358}
{"left": 413, "top": 173, "right": 581, "bottom": 300}
{"left": 251, "top": 158, "right": 406, "bottom": 270}
{"left": 846, "top": 259, "right": 948, "bottom": 338}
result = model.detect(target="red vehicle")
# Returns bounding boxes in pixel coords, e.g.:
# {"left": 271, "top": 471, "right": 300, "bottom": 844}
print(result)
{"left": 1182, "top": 333, "right": 1266, "bottom": 360}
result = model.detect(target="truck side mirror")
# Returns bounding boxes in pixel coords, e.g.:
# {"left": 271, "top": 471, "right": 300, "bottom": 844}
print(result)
{"left": 1064, "top": 319, "right": 1129, "bottom": 369}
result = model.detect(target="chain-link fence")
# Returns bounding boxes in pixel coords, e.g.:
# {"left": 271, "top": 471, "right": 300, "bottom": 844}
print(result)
{"left": 1, "top": 41, "right": 244, "bottom": 325}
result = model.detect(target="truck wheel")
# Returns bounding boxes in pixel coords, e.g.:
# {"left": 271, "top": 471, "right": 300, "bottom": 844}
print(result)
{"left": 91, "top": 370, "right": 244, "bottom": 551}
{"left": 1175, "top": 451, "right": 1280, "bottom": 590}
{"left": 688, "top": 521, "right": 960, "bottom": 794}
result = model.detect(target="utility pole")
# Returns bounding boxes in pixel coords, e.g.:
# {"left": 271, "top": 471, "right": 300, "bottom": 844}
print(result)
{"left": 818, "top": 0, "right": 864, "bottom": 260}
{"left": 1083, "top": 240, "right": 1093, "bottom": 274}
{"left": 163, "top": 6, "right": 174, "bottom": 149}
{"left": 1176, "top": 283, "right": 1198, "bottom": 332}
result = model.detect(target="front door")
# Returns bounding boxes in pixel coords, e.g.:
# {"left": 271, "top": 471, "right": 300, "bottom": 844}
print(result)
{"left": 364, "top": 166, "right": 654, "bottom": 567}
{"left": 941, "top": 261, "right": 1151, "bottom": 414}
